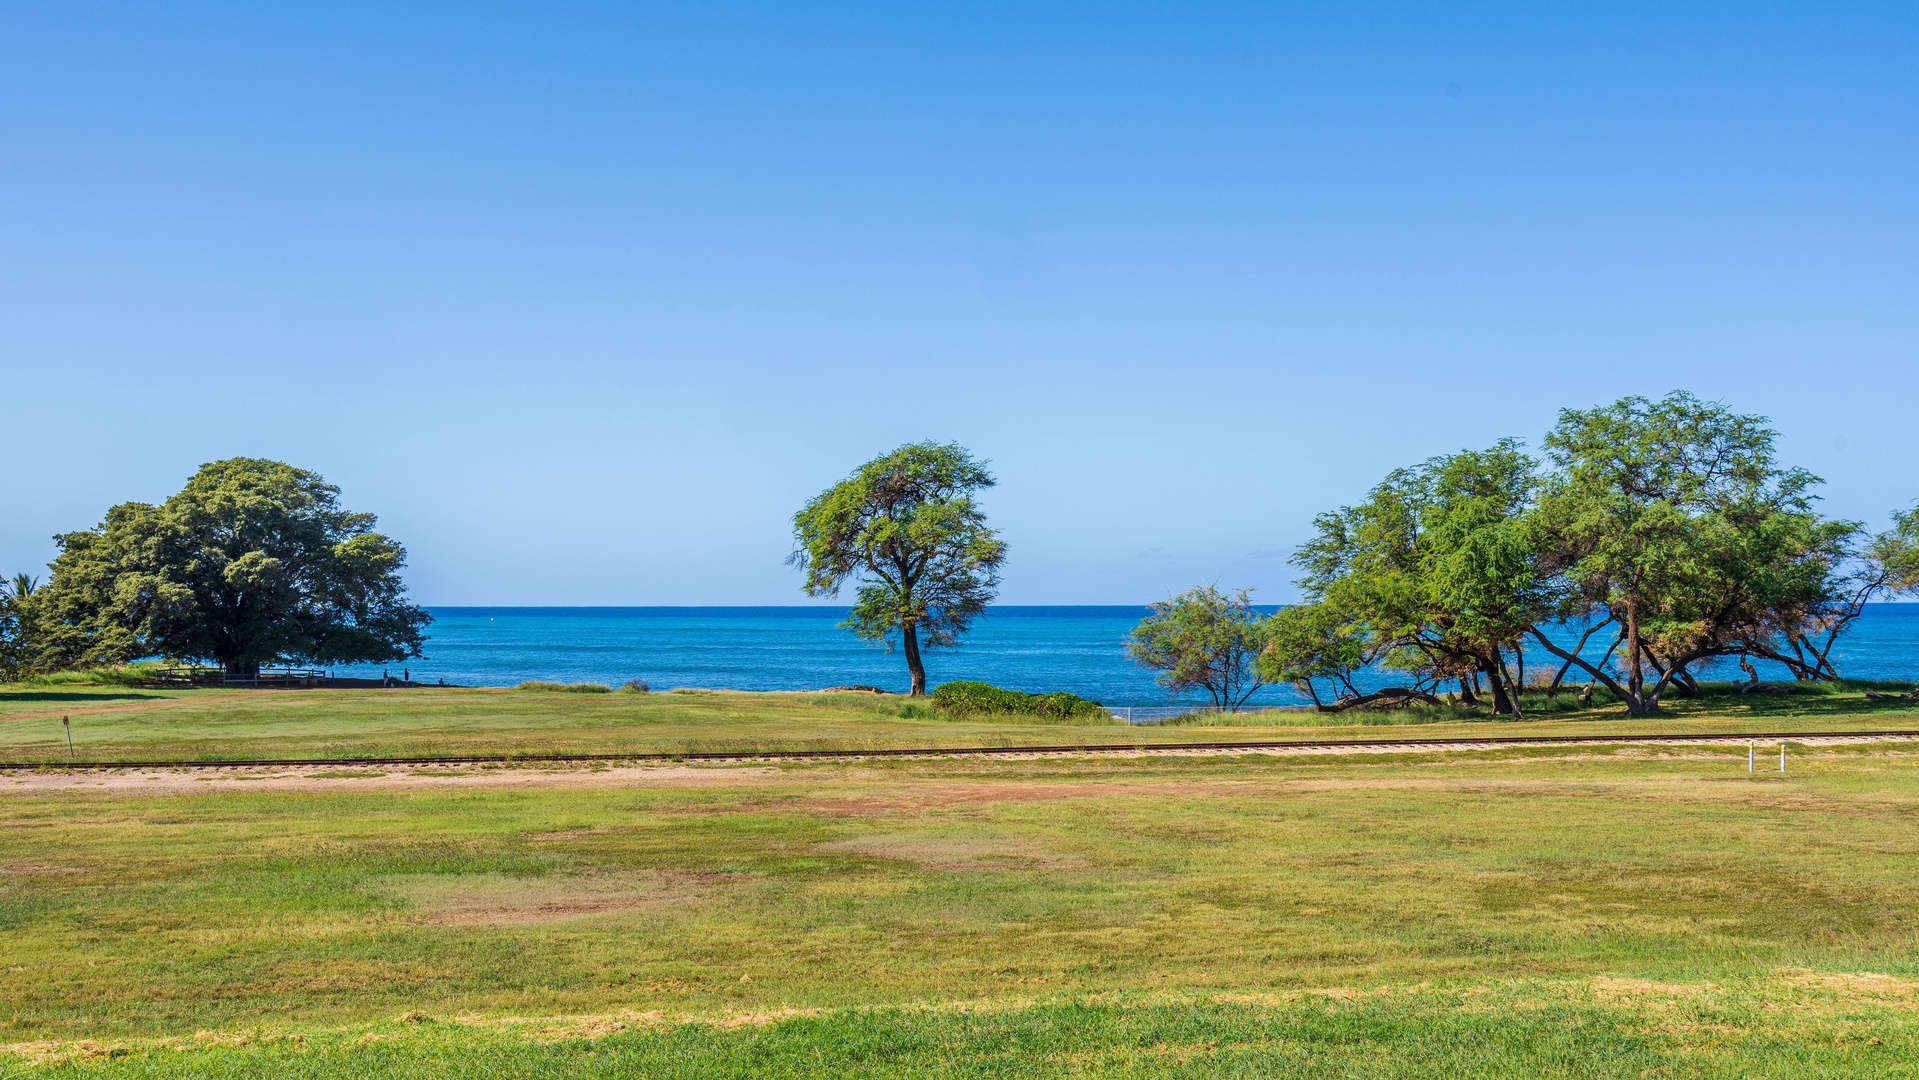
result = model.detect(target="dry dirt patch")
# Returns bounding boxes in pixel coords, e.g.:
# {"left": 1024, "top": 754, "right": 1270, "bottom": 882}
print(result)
{"left": 816, "top": 833, "right": 1087, "bottom": 870}
{"left": 1775, "top": 968, "right": 1919, "bottom": 1004}
{"left": 1591, "top": 977, "right": 1723, "bottom": 1004}
{"left": 382, "top": 870, "right": 739, "bottom": 925}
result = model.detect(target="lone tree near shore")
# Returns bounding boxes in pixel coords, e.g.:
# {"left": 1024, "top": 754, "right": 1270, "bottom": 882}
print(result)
{"left": 790, "top": 442, "right": 1006, "bottom": 696}
{"left": 1128, "top": 585, "right": 1270, "bottom": 708}
{"left": 30, "top": 458, "right": 430, "bottom": 676}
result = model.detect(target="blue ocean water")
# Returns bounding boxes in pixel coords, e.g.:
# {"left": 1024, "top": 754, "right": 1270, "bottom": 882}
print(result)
{"left": 336, "top": 604, "right": 1919, "bottom": 707}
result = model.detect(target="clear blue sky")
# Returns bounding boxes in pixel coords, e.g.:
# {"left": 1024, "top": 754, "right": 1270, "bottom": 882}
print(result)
{"left": 3, "top": 3, "right": 1915, "bottom": 605}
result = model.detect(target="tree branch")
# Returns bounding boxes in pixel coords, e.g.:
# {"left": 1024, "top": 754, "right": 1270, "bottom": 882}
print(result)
{"left": 1528, "top": 624, "right": 1632, "bottom": 702}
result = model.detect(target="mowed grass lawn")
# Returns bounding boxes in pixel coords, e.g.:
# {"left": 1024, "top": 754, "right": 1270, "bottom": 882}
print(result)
{"left": 5, "top": 739, "right": 1919, "bottom": 1075}
{"left": 1, "top": 681, "right": 1918, "bottom": 762}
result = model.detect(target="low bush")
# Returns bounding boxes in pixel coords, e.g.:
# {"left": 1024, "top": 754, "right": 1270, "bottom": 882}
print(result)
{"left": 513, "top": 681, "right": 613, "bottom": 694}
{"left": 931, "top": 681, "right": 1107, "bottom": 721}
{"left": 5, "top": 665, "right": 162, "bottom": 687}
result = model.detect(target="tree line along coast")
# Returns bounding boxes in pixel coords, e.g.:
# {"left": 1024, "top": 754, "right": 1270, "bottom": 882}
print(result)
{"left": 3, "top": 390, "right": 1916, "bottom": 717}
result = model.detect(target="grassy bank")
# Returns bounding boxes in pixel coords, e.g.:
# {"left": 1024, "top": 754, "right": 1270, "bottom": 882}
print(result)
{"left": 0, "top": 679, "right": 1916, "bottom": 763}
{"left": 5, "top": 744, "right": 1919, "bottom": 1073}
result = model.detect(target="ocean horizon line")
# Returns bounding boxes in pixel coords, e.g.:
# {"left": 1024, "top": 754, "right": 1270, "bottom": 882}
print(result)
{"left": 421, "top": 604, "right": 1210, "bottom": 615}
{"left": 416, "top": 602, "right": 1919, "bottom": 616}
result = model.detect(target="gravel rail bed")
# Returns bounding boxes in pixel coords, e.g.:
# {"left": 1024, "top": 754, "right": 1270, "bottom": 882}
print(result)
{"left": 6, "top": 729, "right": 1918, "bottom": 771}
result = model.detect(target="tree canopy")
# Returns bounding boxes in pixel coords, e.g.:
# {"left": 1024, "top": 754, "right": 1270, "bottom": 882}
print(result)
{"left": 1527, "top": 392, "right": 1859, "bottom": 712}
{"left": 790, "top": 442, "right": 1006, "bottom": 695}
{"left": 1253, "top": 599, "right": 1370, "bottom": 708}
{"left": 1288, "top": 439, "right": 1543, "bottom": 715}
{"left": 0, "top": 575, "right": 33, "bottom": 680}
{"left": 1271, "top": 392, "right": 1918, "bottom": 716}
{"left": 29, "top": 458, "right": 430, "bottom": 675}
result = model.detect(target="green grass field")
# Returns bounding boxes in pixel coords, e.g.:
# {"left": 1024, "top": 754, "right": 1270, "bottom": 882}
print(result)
{"left": 1, "top": 678, "right": 1917, "bottom": 764}
{"left": 6, "top": 682, "right": 1919, "bottom": 1075}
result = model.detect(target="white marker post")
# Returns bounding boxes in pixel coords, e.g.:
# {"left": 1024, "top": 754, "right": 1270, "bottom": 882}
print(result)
{"left": 63, "top": 715, "right": 73, "bottom": 763}
{"left": 1781, "top": 745, "right": 1787, "bottom": 773}
{"left": 1748, "top": 742, "right": 1754, "bottom": 773}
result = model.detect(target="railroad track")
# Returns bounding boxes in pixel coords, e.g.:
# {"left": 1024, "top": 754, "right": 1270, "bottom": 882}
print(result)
{"left": 5, "top": 728, "right": 1919, "bottom": 771}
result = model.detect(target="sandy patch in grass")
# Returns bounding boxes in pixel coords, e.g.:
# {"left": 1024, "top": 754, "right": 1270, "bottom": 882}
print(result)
{"left": 1, "top": 1040, "right": 133, "bottom": 1065}
{"left": 1776, "top": 968, "right": 1919, "bottom": 1003}
{"left": 533, "top": 1017, "right": 631, "bottom": 1043}
{"left": 816, "top": 833, "right": 1088, "bottom": 870}
{"left": 382, "top": 870, "right": 738, "bottom": 925}
{"left": 1591, "top": 977, "right": 1723, "bottom": 1003}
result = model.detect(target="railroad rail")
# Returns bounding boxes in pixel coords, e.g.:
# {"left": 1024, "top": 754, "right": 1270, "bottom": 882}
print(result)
{"left": 5, "top": 728, "right": 1919, "bottom": 771}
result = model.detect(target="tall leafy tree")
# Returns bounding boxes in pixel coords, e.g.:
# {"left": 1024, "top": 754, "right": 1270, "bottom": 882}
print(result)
{"left": 31, "top": 458, "right": 430, "bottom": 675}
{"left": 1291, "top": 440, "right": 1544, "bottom": 715}
{"left": 1274, "top": 393, "right": 1911, "bottom": 715}
{"left": 791, "top": 442, "right": 1006, "bottom": 695}
{"left": 1127, "top": 585, "right": 1270, "bottom": 708}
{"left": 1528, "top": 392, "right": 1845, "bottom": 713}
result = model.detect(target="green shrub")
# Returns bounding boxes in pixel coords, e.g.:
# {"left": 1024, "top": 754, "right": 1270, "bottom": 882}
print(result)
{"left": 1032, "top": 691, "right": 1102, "bottom": 719}
{"left": 930, "top": 680, "right": 1022, "bottom": 714}
{"left": 931, "top": 681, "right": 1107, "bottom": 721}
{"left": 513, "top": 681, "right": 613, "bottom": 694}
{"left": 13, "top": 665, "right": 159, "bottom": 687}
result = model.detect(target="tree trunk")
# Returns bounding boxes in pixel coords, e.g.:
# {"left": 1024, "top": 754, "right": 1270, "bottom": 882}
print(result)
{"left": 1526, "top": 624, "right": 1646, "bottom": 715}
{"left": 1625, "top": 601, "right": 1644, "bottom": 706}
{"left": 1508, "top": 644, "right": 1525, "bottom": 720}
{"left": 1316, "top": 687, "right": 1443, "bottom": 712}
{"left": 224, "top": 660, "right": 258, "bottom": 678}
{"left": 902, "top": 623, "right": 927, "bottom": 696}
{"left": 1484, "top": 660, "right": 1514, "bottom": 716}
{"left": 1547, "top": 665, "right": 1566, "bottom": 697}
{"left": 1458, "top": 677, "right": 1478, "bottom": 706}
